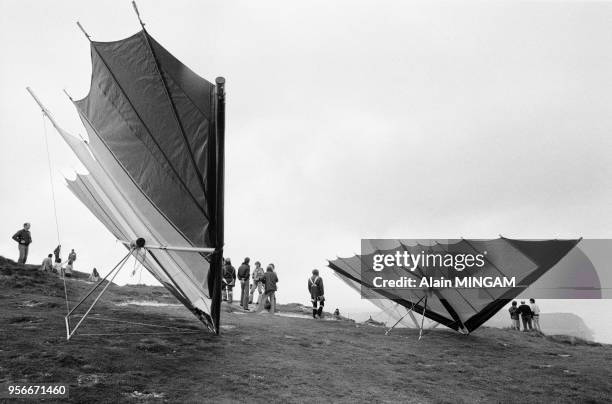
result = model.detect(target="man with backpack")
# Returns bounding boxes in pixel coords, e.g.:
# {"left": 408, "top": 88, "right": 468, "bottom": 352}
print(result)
{"left": 308, "top": 269, "right": 325, "bottom": 319}
{"left": 222, "top": 258, "right": 236, "bottom": 303}
{"left": 237, "top": 257, "right": 251, "bottom": 311}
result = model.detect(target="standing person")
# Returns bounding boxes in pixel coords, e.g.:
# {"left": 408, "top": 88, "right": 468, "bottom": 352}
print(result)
{"left": 53, "top": 245, "right": 61, "bottom": 262}
{"left": 222, "top": 258, "right": 236, "bottom": 303}
{"left": 256, "top": 265, "right": 279, "bottom": 314}
{"left": 11, "top": 223, "right": 32, "bottom": 264}
{"left": 68, "top": 249, "right": 77, "bottom": 268}
{"left": 517, "top": 300, "right": 533, "bottom": 331}
{"left": 40, "top": 254, "right": 53, "bottom": 272}
{"left": 249, "top": 261, "right": 265, "bottom": 304}
{"left": 237, "top": 257, "right": 251, "bottom": 311}
{"left": 308, "top": 269, "right": 325, "bottom": 319}
{"left": 508, "top": 301, "right": 520, "bottom": 330}
{"left": 530, "top": 298, "right": 541, "bottom": 332}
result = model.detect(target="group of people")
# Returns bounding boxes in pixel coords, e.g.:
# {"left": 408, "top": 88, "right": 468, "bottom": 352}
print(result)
{"left": 12, "top": 222, "right": 82, "bottom": 279}
{"left": 39, "top": 244, "right": 78, "bottom": 278}
{"left": 222, "top": 257, "right": 328, "bottom": 319}
{"left": 222, "top": 257, "right": 279, "bottom": 313}
{"left": 508, "top": 298, "right": 541, "bottom": 332}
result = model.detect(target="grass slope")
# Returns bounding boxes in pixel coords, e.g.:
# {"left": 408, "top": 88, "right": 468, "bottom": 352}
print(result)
{"left": 1, "top": 256, "right": 611, "bottom": 403}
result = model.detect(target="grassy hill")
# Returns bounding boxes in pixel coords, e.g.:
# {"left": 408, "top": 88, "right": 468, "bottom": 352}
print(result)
{"left": 1, "top": 256, "right": 611, "bottom": 403}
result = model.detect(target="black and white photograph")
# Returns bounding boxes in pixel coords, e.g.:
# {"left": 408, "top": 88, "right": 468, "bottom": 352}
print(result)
{"left": 1, "top": 1, "right": 611, "bottom": 402}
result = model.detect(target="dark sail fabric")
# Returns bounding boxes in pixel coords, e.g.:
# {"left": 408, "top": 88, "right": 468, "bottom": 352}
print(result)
{"left": 74, "top": 31, "right": 214, "bottom": 247}
{"left": 64, "top": 29, "right": 223, "bottom": 332}
{"left": 328, "top": 238, "right": 580, "bottom": 333}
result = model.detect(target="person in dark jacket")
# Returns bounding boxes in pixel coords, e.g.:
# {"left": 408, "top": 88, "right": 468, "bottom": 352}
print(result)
{"left": 508, "top": 301, "right": 520, "bottom": 330}
{"left": 12, "top": 223, "right": 32, "bottom": 264}
{"left": 308, "top": 269, "right": 325, "bottom": 318}
{"left": 68, "top": 249, "right": 77, "bottom": 268}
{"left": 53, "top": 245, "right": 61, "bottom": 262}
{"left": 256, "top": 265, "right": 278, "bottom": 314}
{"left": 517, "top": 300, "right": 533, "bottom": 331}
{"left": 222, "top": 258, "right": 236, "bottom": 303}
{"left": 237, "top": 257, "right": 251, "bottom": 310}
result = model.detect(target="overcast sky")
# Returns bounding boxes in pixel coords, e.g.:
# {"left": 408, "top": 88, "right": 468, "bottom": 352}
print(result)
{"left": 1, "top": 0, "right": 611, "bottom": 314}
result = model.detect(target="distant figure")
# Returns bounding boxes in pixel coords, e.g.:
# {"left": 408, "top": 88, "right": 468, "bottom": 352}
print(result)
{"left": 68, "top": 249, "right": 77, "bottom": 268}
{"left": 308, "top": 269, "right": 325, "bottom": 319}
{"left": 237, "top": 257, "right": 251, "bottom": 311}
{"left": 517, "top": 300, "right": 533, "bottom": 331}
{"left": 89, "top": 267, "right": 100, "bottom": 282}
{"left": 333, "top": 308, "right": 340, "bottom": 319}
{"left": 63, "top": 261, "right": 73, "bottom": 278}
{"left": 53, "top": 245, "right": 61, "bottom": 262}
{"left": 52, "top": 258, "right": 62, "bottom": 274}
{"left": 530, "top": 298, "right": 541, "bottom": 332}
{"left": 40, "top": 254, "right": 53, "bottom": 272}
{"left": 508, "top": 301, "right": 520, "bottom": 330}
{"left": 222, "top": 258, "right": 236, "bottom": 303}
{"left": 256, "top": 265, "right": 279, "bottom": 314}
{"left": 249, "top": 261, "right": 265, "bottom": 304}
{"left": 12, "top": 222, "right": 32, "bottom": 264}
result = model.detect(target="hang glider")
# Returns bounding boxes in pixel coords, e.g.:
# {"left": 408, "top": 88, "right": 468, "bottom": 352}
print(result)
{"left": 332, "top": 271, "right": 438, "bottom": 330}
{"left": 328, "top": 238, "right": 580, "bottom": 334}
{"left": 27, "top": 7, "right": 225, "bottom": 335}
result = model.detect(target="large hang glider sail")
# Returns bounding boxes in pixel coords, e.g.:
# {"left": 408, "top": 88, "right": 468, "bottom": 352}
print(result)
{"left": 328, "top": 238, "right": 579, "bottom": 334}
{"left": 27, "top": 10, "right": 225, "bottom": 334}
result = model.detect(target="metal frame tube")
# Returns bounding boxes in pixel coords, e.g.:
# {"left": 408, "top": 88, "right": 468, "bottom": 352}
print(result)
{"left": 65, "top": 250, "right": 133, "bottom": 340}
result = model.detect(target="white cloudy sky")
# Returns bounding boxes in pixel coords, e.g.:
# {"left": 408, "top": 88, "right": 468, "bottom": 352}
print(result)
{"left": 1, "top": 1, "right": 611, "bottom": 315}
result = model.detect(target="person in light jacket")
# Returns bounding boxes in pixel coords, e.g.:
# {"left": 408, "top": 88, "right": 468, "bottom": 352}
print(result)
{"left": 40, "top": 254, "right": 53, "bottom": 272}
{"left": 249, "top": 261, "right": 265, "bottom": 304}
{"left": 529, "top": 298, "right": 541, "bottom": 332}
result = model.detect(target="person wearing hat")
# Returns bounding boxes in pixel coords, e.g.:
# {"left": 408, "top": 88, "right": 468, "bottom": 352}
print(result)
{"left": 308, "top": 269, "right": 325, "bottom": 319}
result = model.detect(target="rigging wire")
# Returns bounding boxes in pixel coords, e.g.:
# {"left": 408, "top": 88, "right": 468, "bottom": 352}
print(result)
{"left": 40, "top": 112, "right": 71, "bottom": 316}
{"left": 41, "top": 114, "right": 61, "bottom": 245}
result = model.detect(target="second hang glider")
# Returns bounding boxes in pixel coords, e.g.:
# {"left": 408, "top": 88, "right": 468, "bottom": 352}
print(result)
{"left": 28, "top": 9, "right": 225, "bottom": 335}
{"left": 328, "top": 238, "right": 580, "bottom": 334}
